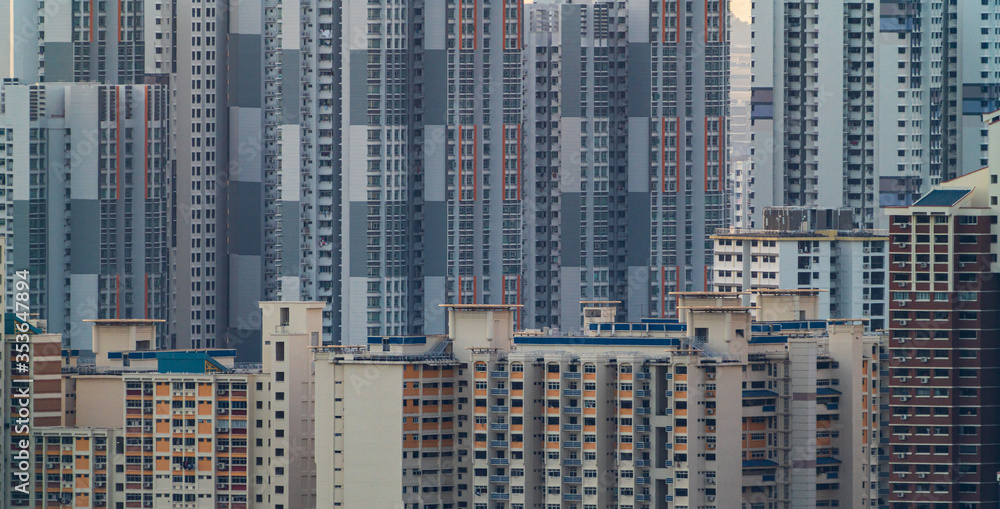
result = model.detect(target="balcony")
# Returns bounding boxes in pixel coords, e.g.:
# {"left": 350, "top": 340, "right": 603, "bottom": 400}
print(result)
{"left": 563, "top": 476, "right": 583, "bottom": 483}
{"left": 563, "top": 389, "right": 582, "bottom": 397}
{"left": 563, "top": 372, "right": 582, "bottom": 379}
{"left": 490, "top": 388, "right": 509, "bottom": 396}
{"left": 563, "top": 441, "right": 582, "bottom": 448}
{"left": 489, "top": 493, "right": 510, "bottom": 501}
{"left": 489, "top": 476, "right": 510, "bottom": 483}
{"left": 563, "top": 494, "right": 583, "bottom": 501}
{"left": 490, "top": 371, "right": 508, "bottom": 379}
{"left": 490, "top": 441, "right": 509, "bottom": 448}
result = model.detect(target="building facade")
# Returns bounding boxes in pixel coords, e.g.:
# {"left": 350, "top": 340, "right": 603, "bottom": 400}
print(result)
{"left": 315, "top": 298, "right": 886, "bottom": 509}
{"left": 516, "top": 0, "right": 731, "bottom": 332}
{"left": 885, "top": 111, "right": 1000, "bottom": 507}
{"left": 0, "top": 0, "right": 230, "bottom": 351}
{"left": 23, "top": 301, "right": 322, "bottom": 508}
{"left": 712, "top": 228, "right": 889, "bottom": 331}
{"left": 750, "top": 0, "right": 1000, "bottom": 230}
{"left": 0, "top": 83, "right": 170, "bottom": 351}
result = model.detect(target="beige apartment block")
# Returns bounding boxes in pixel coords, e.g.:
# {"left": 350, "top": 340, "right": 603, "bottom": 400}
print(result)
{"left": 314, "top": 294, "right": 887, "bottom": 509}
{"left": 26, "top": 302, "right": 322, "bottom": 509}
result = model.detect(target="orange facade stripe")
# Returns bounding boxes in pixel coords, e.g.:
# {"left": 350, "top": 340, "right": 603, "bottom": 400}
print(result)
{"left": 660, "top": 118, "right": 666, "bottom": 193}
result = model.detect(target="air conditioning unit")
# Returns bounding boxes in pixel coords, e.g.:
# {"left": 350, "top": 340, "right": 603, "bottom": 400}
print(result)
{"left": 895, "top": 452, "right": 906, "bottom": 458}
{"left": 143, "top": 445, "right": 152, "bottom": 451}
{"left": 920, "top": 357, "right": 928, "bottom": 363}
{"left": 218, "top": 463, "right": 227, "bottom": 470}
{"left": 218, "top": 408, "right": 228, "bottom": 414}
{"left": 864, "top": 279, "right": 871, "bottom": 285}
{"left": 706, "top": 478, "right": 716, "bottom": 485}
{"left": 899, "top": 376, "right": 910, "bottom": 382}
{"left": 900, "top": 415, "right": 908, "bottom": 420}
{"left": 897, "top": 300, "right": 907, "bottom": 307}
{"left": 707, "top": 495, "right": 716, "bottom": 502}
{"left": 96, "top": 481, "right": 105, "bottom": 488}
{"left": 899, "top": 320, "right": 908, "bottom": 325}
{"left": 920, "top": 262, "right": 928, "bottom": 268}
{"left": 895, "top": 261, "right": 905, "bottom": 267}
{"left": 218, "top": 445, "right": 226, "bottom": 452}
{"left": 918, "top": 472, "right": 926, "bottom": 478}
{"left": 217, "top": 483, "right": 227, "bottom": 490}
{"left": 143, "top": 482, "right": 152, "bottom": 489}
{"left": 47, "top": 462, "right": 57, "bottom": 469}
{"left": 919, "top": 377, "right": 928, "bottom": 383}
{"left": 899, "top": 396, "right": 909, "bottom": 402}
{"left": 143, "top": 426, "right": 152, "bottom": 432}
{"left": 864, "top": 263, "right": 871, "bottom": 269}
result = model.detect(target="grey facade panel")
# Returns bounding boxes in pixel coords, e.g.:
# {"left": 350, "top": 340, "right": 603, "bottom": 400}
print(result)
{"left": 42, "top": 43, "right": 74, "bottom": 83}
{"left": 562, "top": 193, "right": 581, "bottom": 267}
{"left": 229, "top": 34, "right": 262, "bottom": 108}
{"left": 423, "top": 201, "right": 447, "bottom": 277}
{"left": 12, "top": 200, "right": 28, "bottom": 269}
{"left": 561, "top": 7, "right": 582, "bottom": 118}
{"left": 69, "top": 199, "right": 100, "bottom": 274}
{"left": 228, "top": 181, "right": 262, "bottom": 256}
{"left": 626, "top": 192, "right": 651, "bottom": 267}
{"left": 349, "top": 201, "right": 368, "bottom": 277}
{"left": 349, "top": 50, "right": 368, "bottom": 125}
{"left": 279, "top": 201, "right": 300, "bottom": 276}
{"left": 424, "top": 50, "right": 447, "bottom": 125}
{"left": 281, "top": 49, "right": 301, "bottom": 124}
{"left": 626, "top": 43, "right": 651, "bottom": 118}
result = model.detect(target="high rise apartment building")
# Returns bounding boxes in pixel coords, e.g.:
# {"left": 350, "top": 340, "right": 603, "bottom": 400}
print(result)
{"left": 0, "top": 0, "right": 229, "bottom": 351}
{"left": 885, "top": 111, "right": 1000, "bottom": 507}
{"left": 712, "top": 208, "right": 889, "bottom": 331}
{"left": 0, "top": 83, "right": 170, "bottom": 350}
{"left": 3, "top": 314, "right": 65, "bottom": 508}
{"left": 750, "top": 1, "right": 1000, "bottom": 230}
{"left": 518, "top": 0, "right": 730, "bottom": 332}
{"left": 337, "top": 0, "right": 526, "bottom": 342}
{"left": 315, "top": 297, "right": 887, "bottom": 509}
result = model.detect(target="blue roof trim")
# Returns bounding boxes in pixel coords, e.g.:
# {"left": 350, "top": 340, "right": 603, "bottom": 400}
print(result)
{"left": 108, "top": 352, "right": 123, "bottom": 359}
{"left": 817, "top": 388, "right": 842, "bottom": 395}
{"left": 743, "top": 459, "right": 779, "bottom": 468}
{"left": 367, "top": 336, "right": 428, "bottom": 345}
{"left": 743, "top": 389, "right": 779, "bottom": 398}
{"left": 514, "top": 337, "right": 682, "bottom": 347}
{"left": 749, "top": 336, "right": 788, "bottom": 344}
{"left": 5, "top": 313, "right": 43, "bottom": 334}
{"left": 640, "top": 318, "right": 680, "bottom": 324}
{"left": 816, "top": 457, "right": 842, "bottom": 465}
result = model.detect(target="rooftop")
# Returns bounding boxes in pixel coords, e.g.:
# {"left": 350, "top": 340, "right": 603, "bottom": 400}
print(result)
{"left": 911, "top": 188, "right": 971, "bottom": 207}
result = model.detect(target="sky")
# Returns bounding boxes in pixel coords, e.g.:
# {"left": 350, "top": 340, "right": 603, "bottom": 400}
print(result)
{"left": 732, "top": 0, "right": 750, "bottom": 23}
